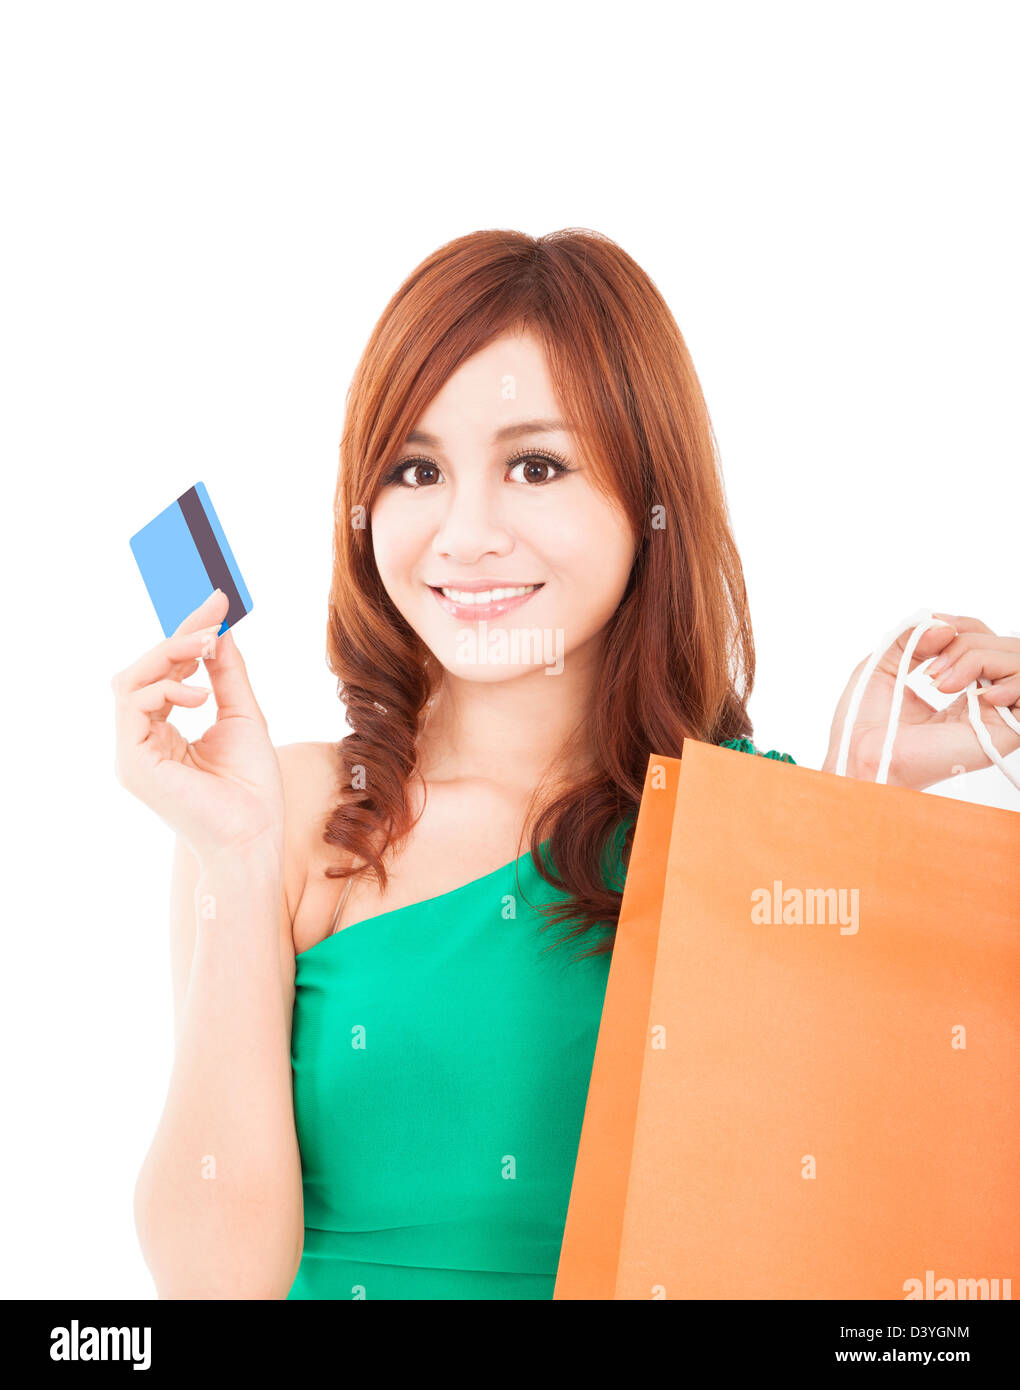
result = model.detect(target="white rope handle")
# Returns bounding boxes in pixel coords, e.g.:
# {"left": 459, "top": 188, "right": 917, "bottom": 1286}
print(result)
{"left": 835, "top": 607, "right": 1020, "bottom": 793}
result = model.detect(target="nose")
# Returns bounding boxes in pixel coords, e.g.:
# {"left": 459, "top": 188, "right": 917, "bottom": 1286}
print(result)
{"left": 431, "top": 472, "right": 514, "bottom": 564}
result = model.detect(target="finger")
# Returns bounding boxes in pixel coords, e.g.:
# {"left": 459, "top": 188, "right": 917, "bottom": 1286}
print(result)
{"left": 929, "top": 612, "right": 996, "bottom": 636}
{"left": 150, "top": 657, "right": 201, "bottom": 723}
{"left": 133, "top": 678, "right": 211, "bottom": 714}
{"left": 112, "top": 626, "right": 223, "bottom": 698}
{"left": 928, "top": 631, "right": 1020, "bottom": 674}
{"left": 909, "top": 623, "right": 958, "bottom": 658}
{"left": 171, "top": 588, "right": 230, "bottom": 638}
{"left": 202, "top": 625, "right": 265, "bottom": 723}
{"left": 115, "top": 678, "right": 211, "bottom": 772}
{"left": 978, "top": 674, "right": 1020, "bottom": 707}
{"left": 931, "top": 642, "right": 1020, "bottom": 691}
{"left": 167, "top": 589, "right": 229, "bottom": 672}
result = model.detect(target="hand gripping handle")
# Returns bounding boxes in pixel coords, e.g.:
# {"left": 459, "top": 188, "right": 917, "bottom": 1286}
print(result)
{"left": 834, "top": 607, "right": 1020, "bottom": 793}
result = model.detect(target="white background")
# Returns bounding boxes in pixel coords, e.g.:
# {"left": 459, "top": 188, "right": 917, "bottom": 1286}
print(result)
{"left": 1, "top": 0, "right": 1017, "bottom": 1298}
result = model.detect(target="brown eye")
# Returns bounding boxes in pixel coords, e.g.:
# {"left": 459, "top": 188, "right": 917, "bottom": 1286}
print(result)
{"left": 506, "top": 449, "right": 572, "bottom": 485}
{"left": 511, "top": 458, "right": 555, "bottom": 484}
{"left": 386, "top": 458, "right": 441, "bottom": 488}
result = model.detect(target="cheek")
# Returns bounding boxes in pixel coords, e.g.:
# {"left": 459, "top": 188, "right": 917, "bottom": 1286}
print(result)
{"left": 370, "top": 502, "right": 420, "bottom": 586}
{"left": 554, "top": 497, "right": 636, "bottom": 588}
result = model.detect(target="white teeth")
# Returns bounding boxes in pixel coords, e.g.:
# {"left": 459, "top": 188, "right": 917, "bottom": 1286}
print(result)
{"left": 439, "top": 584, "right": 537, "bottom": 605}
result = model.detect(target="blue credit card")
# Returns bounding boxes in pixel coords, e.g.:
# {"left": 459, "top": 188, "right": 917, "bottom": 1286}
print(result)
{"left": 129, "top": 481, "right": 253, "bottom": 637}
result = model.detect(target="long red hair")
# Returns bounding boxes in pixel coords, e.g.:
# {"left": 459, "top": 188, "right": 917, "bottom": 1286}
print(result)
{"left": 322, "top": 227, "right": 755, "bottom": 959}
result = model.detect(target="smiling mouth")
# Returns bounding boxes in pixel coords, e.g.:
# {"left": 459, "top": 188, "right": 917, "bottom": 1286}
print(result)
{"left": 427, "top": 583, "right": 545, "bottom": 619}
{"left": 431, "top": 583, "right": 541, "bottom": 603}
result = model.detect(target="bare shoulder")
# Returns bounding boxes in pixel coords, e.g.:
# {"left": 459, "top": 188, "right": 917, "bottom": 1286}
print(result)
{"left": 275, "top": 741, "right": 353, "bottom": 943}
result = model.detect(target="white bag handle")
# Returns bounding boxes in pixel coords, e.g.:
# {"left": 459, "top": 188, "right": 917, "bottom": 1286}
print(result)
{"left": 835, "top": 607, "right": 1020, "bottom": 793}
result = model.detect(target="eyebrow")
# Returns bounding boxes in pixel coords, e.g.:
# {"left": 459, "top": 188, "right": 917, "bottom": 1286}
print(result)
{"left": 403, "top": 417, "right": 572, "bottom": 447}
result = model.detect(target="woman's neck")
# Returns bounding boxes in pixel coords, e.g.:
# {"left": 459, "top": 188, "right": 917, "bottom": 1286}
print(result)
{"left": 416, "top": 652, "right": 599, "bottom": 797}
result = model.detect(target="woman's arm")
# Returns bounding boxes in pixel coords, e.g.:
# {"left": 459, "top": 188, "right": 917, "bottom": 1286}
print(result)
{"left": 132, "top": 828, "right": 303, "bottom": 1299}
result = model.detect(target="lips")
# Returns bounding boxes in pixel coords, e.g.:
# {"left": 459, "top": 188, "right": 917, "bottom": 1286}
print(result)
{"left": 428, "top": 582, "right": 544, "bottom": 621}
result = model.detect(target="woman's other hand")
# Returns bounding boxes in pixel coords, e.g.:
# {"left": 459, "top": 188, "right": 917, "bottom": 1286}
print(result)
{"left": 823, "top": 612, "right": 1020, "bottom": 789}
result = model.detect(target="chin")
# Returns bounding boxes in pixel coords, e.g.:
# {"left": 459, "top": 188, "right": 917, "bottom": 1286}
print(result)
{"left": 434, "top": 655, "right": 555, "bottom": 682}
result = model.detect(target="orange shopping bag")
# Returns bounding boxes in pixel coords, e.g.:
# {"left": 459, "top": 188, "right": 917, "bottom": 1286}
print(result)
{"left": 554, "top": 610, "right": 1020, "bottom": 1300}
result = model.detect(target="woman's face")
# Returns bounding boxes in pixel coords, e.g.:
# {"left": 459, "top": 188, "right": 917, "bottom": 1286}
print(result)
{"left": 370, "top": 328, "right": 637, "bottom": 684}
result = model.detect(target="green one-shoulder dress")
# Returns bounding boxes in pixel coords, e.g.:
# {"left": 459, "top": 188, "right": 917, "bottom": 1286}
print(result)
{"left": 286, "top": 737, "right": 796, "bottom": 1300}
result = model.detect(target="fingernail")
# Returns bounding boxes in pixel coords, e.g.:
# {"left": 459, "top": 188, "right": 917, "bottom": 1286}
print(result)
{"left": 196, "top": 625, "right": 219, "bottom": 658}
{"left": 928, "top": 655, "right": 949, "bottom": 674}
{"left": 933, "top": 663, "right": 955, "bottom": 687}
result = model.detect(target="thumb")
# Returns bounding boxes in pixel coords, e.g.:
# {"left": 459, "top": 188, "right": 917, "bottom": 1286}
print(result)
{"left": 205, "top": 625, "right": 265, "bottom": 722}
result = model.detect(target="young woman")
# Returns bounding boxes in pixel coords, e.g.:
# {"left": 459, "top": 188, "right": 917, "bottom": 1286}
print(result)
{"left": 115, "top": 229, "right": 1020, "bottom": 1300}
